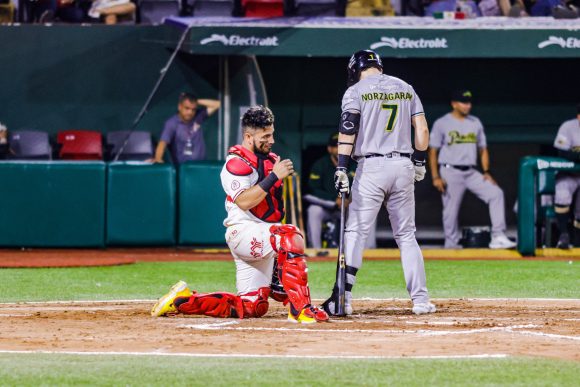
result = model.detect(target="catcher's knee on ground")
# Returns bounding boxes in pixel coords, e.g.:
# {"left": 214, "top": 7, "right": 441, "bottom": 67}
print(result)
{"left": 175, "top": 287, "right": 271, "bottom": 319}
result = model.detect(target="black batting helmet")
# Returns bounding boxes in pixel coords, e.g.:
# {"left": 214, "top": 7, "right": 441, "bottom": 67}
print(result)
{"left": 347, "top": 49, "right": 383, "bottom": 87}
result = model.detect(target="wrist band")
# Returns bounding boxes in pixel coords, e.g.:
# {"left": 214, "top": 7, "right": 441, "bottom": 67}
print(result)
{"left": 412, "top": 150, "right": 426, "bottom": 167}
{"left": 338, "top": 154, "right": 350, "bottom": 169}
{"left": 258, "top": 172, "right": 279, "bottom": 192}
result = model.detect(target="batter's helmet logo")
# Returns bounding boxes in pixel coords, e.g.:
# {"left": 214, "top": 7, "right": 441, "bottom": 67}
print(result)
{"left": 370, "top": 37, "right": 448, "bottom": 50}
{"left": 538, "top": 36, "right": 580, "bottom": 49}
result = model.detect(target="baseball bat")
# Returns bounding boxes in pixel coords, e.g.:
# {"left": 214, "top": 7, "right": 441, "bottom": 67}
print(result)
{"left": 288, "top": 176, "right": 297, "bottom": 226}
{"left": 282, "top": 177, "right": 288, "bottom": 224}
{"left": 336, "top": 193, "right": 347, "bottom": 316}
{"left": 295, "top": 174, "right": 306, "bottom": 246}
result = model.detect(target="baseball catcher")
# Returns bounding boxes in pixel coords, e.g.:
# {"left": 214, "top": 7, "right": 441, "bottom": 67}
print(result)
{"left": 151, "top": 105, "right": 329, "bottom": 324}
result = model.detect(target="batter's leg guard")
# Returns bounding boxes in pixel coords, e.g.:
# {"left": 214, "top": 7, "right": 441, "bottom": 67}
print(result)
{"left": 321, "top": 265, "right": 357, "bottom": 316}
{"left": 270, "top": 225, "right": 329, "bottom": 323}
{"left": 175, "top": 287, "right": 271, "bottom": 319}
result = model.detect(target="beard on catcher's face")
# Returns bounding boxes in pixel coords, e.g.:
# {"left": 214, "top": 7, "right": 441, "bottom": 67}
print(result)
{"left": 253, "top": 140, "right": 272, "bottom": 155}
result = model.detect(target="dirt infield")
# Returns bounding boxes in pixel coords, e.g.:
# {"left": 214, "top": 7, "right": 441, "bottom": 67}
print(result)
{"left": 1, "top": 299, "right": 578, "bottom": 361}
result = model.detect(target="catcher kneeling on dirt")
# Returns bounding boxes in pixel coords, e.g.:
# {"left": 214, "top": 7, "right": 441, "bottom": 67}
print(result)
{"left": 152, "top": 105, "right": 329, "bottom": 324}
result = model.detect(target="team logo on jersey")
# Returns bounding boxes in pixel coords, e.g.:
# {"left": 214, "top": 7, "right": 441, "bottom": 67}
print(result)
{"left": 538, "top": 36, "right": 580, "bottom": 49}
{"left": 370, "top": 37, "right": 448, "bottom": 50}
{"left": 231, "top": 180, "right": 241, "bottom": 190}
{"left": 200, "top": 34, "right": 279, "bottom": 47}
{"left": 447, "top": 131, "right": 477, "bottom": 145}
{"left": 250, "top": 238, "right": 264, "bottom": 258}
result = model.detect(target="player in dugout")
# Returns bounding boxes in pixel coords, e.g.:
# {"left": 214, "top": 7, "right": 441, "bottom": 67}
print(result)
{"left": 552, "top": 103, "right": 580, "bottom": 249}
{"left": 151, "top": 105, "right": 329, "bottom": 324}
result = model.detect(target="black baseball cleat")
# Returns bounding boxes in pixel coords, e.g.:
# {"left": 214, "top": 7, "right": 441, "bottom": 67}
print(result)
{"left": 557, "top": 233, "right": 571, "bottom": 249}
{"left": 321, "top": 293, "right": 353, "bottom": 316}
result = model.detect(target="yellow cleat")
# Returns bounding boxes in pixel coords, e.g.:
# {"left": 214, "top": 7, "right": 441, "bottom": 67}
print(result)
{"left": 151, "top": 280, "right": 192, "bottom": 317}
{"left": 287, "top": 304, "right": 317, "bottom": 324}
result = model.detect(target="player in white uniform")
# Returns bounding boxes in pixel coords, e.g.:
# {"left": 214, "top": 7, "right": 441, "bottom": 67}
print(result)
{"left": 553, "top": 104, "right": 580, "bottom": 249}
{"left": 151, "top": 106, "right": 329, "bottom": 324}
{"left": 322, "top": 50, "right": 436, "bottom": 316}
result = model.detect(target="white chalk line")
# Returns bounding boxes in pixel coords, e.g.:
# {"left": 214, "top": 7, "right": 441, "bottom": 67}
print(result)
{"left": 179, "top": 322, "right": 580, "bottom": 342}
{"left": 511, "top": 330, "right": 580, "bottom": 342}
{"left": 178, "top": 323, "right": 544, "bottom": 336}
{"left": 0, "top": 297, "right": 578, "bottom": 306}
{"left": 0, "top": 349, "right": 509, "bottom": 360}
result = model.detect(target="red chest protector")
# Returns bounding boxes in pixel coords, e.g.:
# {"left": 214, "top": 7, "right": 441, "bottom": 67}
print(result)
{"left": 227, "top": 145, "right": 285, "bottom": 223}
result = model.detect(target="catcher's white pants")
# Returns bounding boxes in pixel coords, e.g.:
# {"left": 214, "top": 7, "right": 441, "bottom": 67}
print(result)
{"left": 225, "top": 222, "right": 277, "bottom": 295}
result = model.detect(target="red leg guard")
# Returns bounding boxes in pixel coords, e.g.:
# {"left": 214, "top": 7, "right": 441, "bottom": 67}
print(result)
{"left": 239, "top": 287, "right": 270, "bottom": 318}
{"left": 175, "top": 292, "right": 238, "bottom": 318}
{"left": 270, "top": 225, "right": 312, "bottom": 312}
{"left": 175, "top": 287, "right": 271, "bottom": 319}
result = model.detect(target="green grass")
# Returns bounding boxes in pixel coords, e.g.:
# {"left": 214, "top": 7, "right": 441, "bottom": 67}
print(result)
{"left": 1, "top": 260, "right": 578, "bottom": 385}
{"left": 0, "top": 354, "right": 577, "bottom": 386}
{"left": 0, "top": 260, "right": 578, "bottom": 302}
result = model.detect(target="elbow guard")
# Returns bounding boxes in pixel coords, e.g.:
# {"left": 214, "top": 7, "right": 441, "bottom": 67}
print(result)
{"left": 339, "top": 111, "right": 360, "bottom": 135}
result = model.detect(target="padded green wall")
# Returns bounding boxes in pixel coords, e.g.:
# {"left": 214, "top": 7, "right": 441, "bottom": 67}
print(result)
{"left": 178, "top": 162, "right": 226, "bottom": 245}
{"left": 106, "top": 163, "right": 176, "bottom": 245}
{"left": 0, "top": 162, "right": 106, "bottom": 247}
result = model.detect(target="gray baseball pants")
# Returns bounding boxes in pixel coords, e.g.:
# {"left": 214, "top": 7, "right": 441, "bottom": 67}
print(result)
{"left": 440, "top": 167, "right": 506, "bottom": 248}
{"left": 344, "top": 156, "right": 430, "bottom": 304}
{"left": 555, "top": 175, "right": 580, "bottom": 219}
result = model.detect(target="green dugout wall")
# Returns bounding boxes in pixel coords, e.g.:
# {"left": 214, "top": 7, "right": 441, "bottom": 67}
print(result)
{"left": 0, "top": 21, "right": 579, "bottom": 245}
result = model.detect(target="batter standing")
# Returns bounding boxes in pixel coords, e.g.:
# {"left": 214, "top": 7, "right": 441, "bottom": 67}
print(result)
{"left": 322, "top": 49, "right": 435, "bottom": 316}
{"left": 553, "top": 104, "right": 580, "bottom": 249}
{"left": 429, "top": 90, "right": 516, "bottom": 249}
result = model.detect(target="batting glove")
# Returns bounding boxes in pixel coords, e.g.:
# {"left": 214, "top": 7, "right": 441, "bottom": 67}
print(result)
{"left": 334, "top": 167, "right": 350, "bottom": 195}
{"left": 413, "top": 165, "right": 426, "bottom": 182}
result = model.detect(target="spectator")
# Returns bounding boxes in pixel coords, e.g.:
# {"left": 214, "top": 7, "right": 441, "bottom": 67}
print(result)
{"left": 151, "top": 92, "right": 220, "bottom": 164}
{"left": 552, "top": 104, "right": 580, "bottom": 249}
{"left": 0, "top": 123, "right": 8, "bottom": 160}
{"left": 88, "top": 0, "right": 136, "bottom": 24}
{"left": 428, "top": 89, "right": 516, "bottom": 249}
{"left": 304, "top": 133, "right": 376, "bottom": 250}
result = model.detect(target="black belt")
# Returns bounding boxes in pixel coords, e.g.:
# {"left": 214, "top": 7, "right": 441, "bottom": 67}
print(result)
{"left": 441, "top": 164, "right": 474, "bottom": 171}
{"left": 364, "top": 152, "right": 411, "bottom": 159}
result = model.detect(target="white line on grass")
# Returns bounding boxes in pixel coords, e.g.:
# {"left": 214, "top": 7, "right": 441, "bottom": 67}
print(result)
{"left": 0, "top": 350, "right": 509, "bottom": 360}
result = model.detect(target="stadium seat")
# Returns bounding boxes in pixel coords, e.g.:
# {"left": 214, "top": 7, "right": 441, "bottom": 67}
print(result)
{"left": 242, "top": 0, "right": 283, "bottom": 17}
{"left": 190, "top": 0, "right": 236, "bottom": 15}
{"left": 8, "top": 130, "right": 52, "bottom": 160}
{"left": 291, "top": 0, "right": 338, "bottom": 16}
{"left": 137, "top": 0, "right": 180, "bottom": 24}
{"left": 57, "top": 130, "right": 103, "bottom": 160}
{"left": 106, "top": 130, "right": 153, "bottom": 161}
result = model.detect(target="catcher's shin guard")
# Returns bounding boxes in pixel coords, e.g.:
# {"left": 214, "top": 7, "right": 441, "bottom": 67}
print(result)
{"left": 270, "top": 225, "right": 329, "bottom": 322}
{"left": 269, "top": 257, "right": 289, "bottom": 303}
{"left": 175, "top": 287, "right": 270, "bottom": 319}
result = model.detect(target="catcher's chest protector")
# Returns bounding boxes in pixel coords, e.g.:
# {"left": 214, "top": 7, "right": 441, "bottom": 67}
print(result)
{"left": 228, "top": 145, "right": 285, "bottom": 223}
